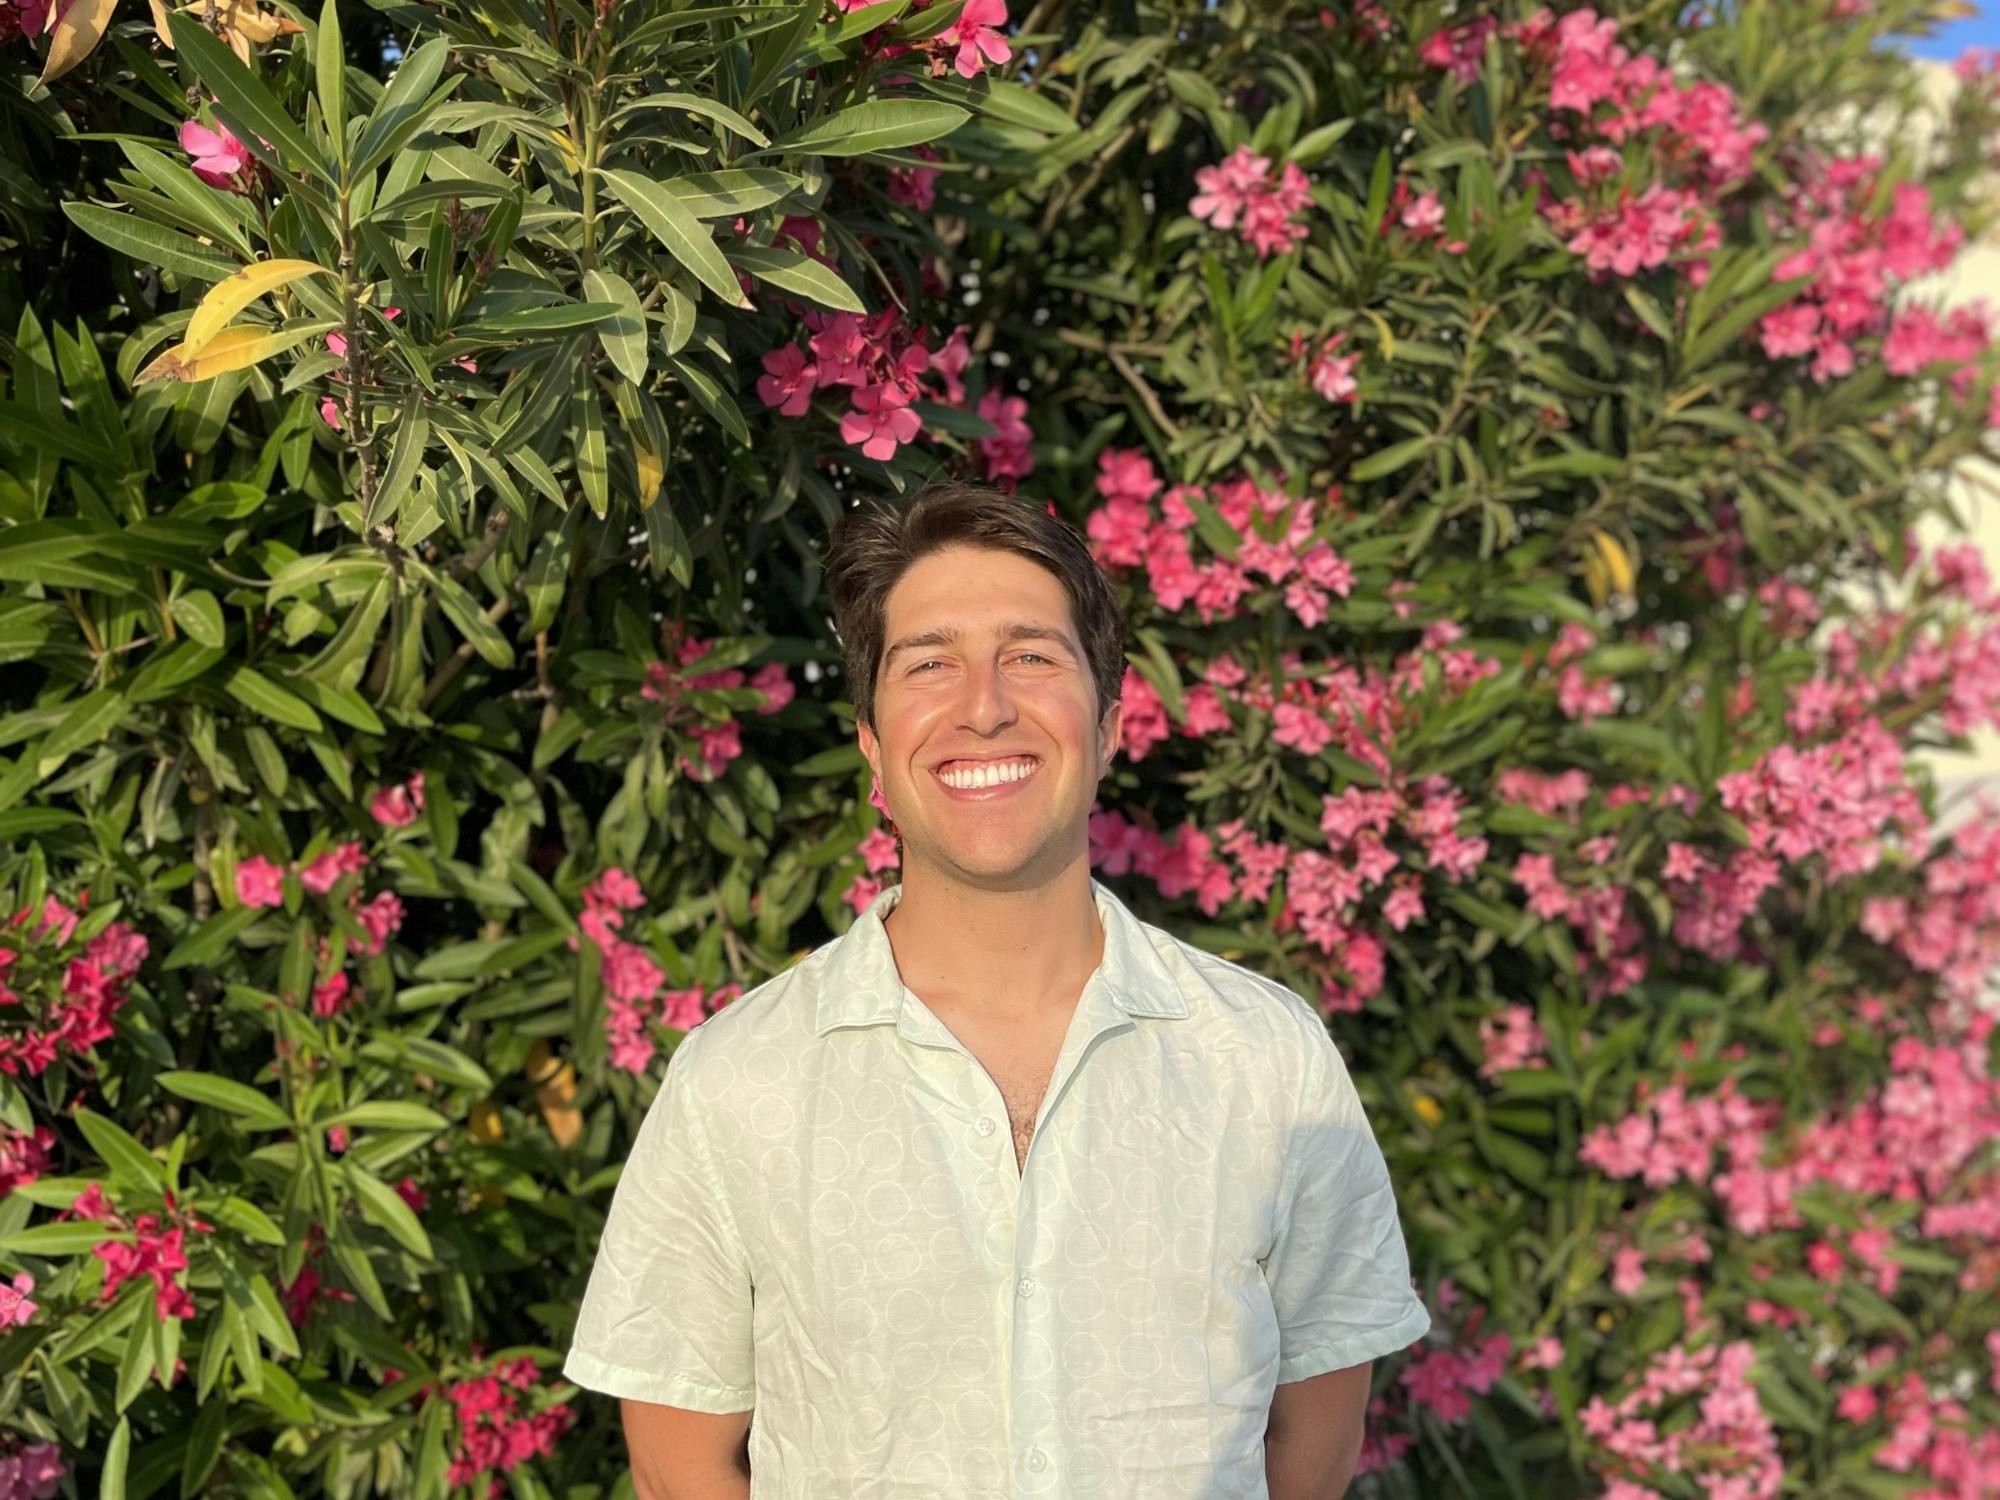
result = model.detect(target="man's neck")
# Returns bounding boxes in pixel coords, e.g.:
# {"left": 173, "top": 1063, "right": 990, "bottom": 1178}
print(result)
{"left": 881, "top": 860, "right": 1106, "bottom": 1022}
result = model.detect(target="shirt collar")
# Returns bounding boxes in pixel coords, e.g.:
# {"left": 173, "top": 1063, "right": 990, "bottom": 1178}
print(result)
{"left": 812, "top": 876, "right": 1193, "bottom": 1037}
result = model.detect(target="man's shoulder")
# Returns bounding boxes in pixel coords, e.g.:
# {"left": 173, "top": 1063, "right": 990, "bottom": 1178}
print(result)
{"left": 666, "top": 942, "right": 830, "bottom": 1080}
{"left": 1128, "top": 909, "right": 1332, "bottom": 1060}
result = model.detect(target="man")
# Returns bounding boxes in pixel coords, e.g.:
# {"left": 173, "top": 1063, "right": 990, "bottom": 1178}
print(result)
{"left": 563, "top": 480, "right": 1430, "bottom": 1499}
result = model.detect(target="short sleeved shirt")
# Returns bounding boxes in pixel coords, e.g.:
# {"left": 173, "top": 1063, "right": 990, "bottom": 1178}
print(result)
{"left": 564, "top": 877, "right": 1429, "bottom": 1499}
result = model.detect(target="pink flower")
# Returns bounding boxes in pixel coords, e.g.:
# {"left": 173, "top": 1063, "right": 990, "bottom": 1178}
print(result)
{"left": 947, "top": 0, "right": 1011, "bottom": 78}
{"left": 298, "top": 843, "right": 368, "bottom": 896}
{"left": 178, "top": 118, "right": 255, "bottom": 194}
{"left": 839, "top": 383, "right": 922, "bottom": 460}
{"left": 235, "top": 855, "right": 286, "bottom": 909}
{"left": 0, "top": 1271, "right": 36, "bottom": 1328}
{"left": 370, "top": 771, "right": 425, "bottom": 830}
{"left": 353, "top": 891, "right": 404, "bottom": 956}
{"left": 749, "top": 660, "right": 794, "bottom": 715}
{"left": 585, "top": 869, "right": 645, "bottom": 911}
{"left": 0, "top": 1441, "right": 64, "bottom": 1500}
{"left": 310, "top": 970, "right": 353, "bottom": 1019}
{"left": 756, "top": 344, "right": 818, "bottom": 417}
{"left": 327, "top": 306, "right": 401, "bottom": 361}
{"left": 857, "top": 826, "right": 901, "bottom": 874}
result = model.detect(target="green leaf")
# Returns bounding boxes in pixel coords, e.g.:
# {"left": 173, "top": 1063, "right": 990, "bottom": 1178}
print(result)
{"left": 322, "top": 1101, "right": 450, "bottom": 1132}
{"left": 458, "top": 303, "right": 624, "bottom": 337}
{"left": 768, "top": 99, "right": 970, "bottom": 157}
{"left": 155, "top": 1070, "right": 293, "bottom": 1131}
{"left": 317, "top": 0, "right": 345, "bottom": 165}
{"left": 170, "top": 588, "right": 226, "bottom": 648}
{"left": 0, "top": 1221, "right": 125, "bottom": 1255}
{"left": 167, "top": 14, "right": 330, "bottom": 186}
{"left": 342, "top": 1160, "right": 435, "bottom": 1258}
{"left": 600, "top": 169, "right": 748, "bottom": 309}
{"left": 582, "top": 270, "right": 648, "bottom": 386}
{"left": 726, "top": 245, "right": 864, "bottom": 312}
{"left": 59, "top": 204, "right": 238, "bottom": 283}
{"left": 664, "top": 169, "right": 800, "bottom": 219}
{"left": 74, "top": 1109, "right": 166, "bottom": 1190}
{"left": 225, "top": 666, "right": 324, "bottom": 733}
{"left": 352, "top": 38, "right": 453, "bottom": 179}
{"left": 162, "top": 905, "right": 262, "bottom": 970}
{"left": 1349, "top": 435, "right": 1433, "bottom": 482}
{"left": 101, "top": 1415, "right": 131, "bottom": 1500}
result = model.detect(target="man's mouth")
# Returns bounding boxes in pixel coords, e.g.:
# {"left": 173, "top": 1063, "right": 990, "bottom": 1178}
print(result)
{"left": 932, "top": 755, "right": 1042, "bottom": 791}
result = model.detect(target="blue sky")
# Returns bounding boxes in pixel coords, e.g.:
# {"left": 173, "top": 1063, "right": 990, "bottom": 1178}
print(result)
{"left": 1906, "top": 5, "right": 2000, "bottom": 57}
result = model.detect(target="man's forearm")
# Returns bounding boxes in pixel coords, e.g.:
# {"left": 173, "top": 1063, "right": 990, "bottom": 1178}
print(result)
{"left": 1265, "top": 1425, "right": 1361, "bottom": 1500}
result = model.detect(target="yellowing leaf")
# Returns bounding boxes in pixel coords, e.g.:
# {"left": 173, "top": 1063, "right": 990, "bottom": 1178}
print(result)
{"left": 185, "top": 258, "right": 335, "bottom": 355}
{"left": 1589, "top": 528, "right": 1637, "bottom": 599}
{"left": 526, "top": 1040, "right": 581, "bottom": 1152}
{"left": 133, "top": 320, "right": 334, "bottom": 384}
{"left": 166, "top": 0, "right": 300, "bottom": 60}
{"left": 468, "top": 1098, "right": 505, "bottom": 1145}
{"left": 39, "top": 0, "right": 119, "bottom": 83}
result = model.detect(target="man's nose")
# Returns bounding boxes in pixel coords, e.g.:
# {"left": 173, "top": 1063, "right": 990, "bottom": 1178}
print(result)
{"left": 957, "top": 657, "right": 1018, "bottom": 731}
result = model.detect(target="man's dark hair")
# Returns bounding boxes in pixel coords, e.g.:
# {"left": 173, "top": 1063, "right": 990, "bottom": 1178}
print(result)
{"left": 823, "top": 480, "right": 1127, "bottom": 733}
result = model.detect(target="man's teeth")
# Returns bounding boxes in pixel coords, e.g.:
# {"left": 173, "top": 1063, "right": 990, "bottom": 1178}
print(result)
{"left": 937, "top": 758, "right": 1039, "bottom": 789}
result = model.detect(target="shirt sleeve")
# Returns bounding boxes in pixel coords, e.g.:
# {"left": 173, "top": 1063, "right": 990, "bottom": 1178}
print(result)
{"left": 1262, "top": 1023, "right": 1430, "bottom": 1384}
{"left": 563, "top": 1024, "right": 756, "bottom": 1411}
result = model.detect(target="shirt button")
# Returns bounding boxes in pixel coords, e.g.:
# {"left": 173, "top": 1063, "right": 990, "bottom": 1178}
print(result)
{"left": 1017, "top": 1276, "right": 1036, "bottom": 1298}
{"left": 976, "top": 1116, "right": 996, "bottom": 1137}
{"left": 1025, "top": 1449, "right": 1047, "bottom": 1472}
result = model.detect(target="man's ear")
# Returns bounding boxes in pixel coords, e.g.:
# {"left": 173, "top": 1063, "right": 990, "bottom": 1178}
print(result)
{"left": 1098, "top": 695, "right": 1123, "bottom": 776}
{"left": 857, "top": 715, "right": 879, "bottom": 780}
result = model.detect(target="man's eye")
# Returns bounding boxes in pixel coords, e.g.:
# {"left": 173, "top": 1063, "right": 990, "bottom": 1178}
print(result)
{"left": 1015, "top": 653, "right": 1053, "bottom": 665}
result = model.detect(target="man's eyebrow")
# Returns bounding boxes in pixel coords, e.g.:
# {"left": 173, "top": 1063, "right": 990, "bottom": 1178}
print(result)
{"left": 882, "top": 622, "right": 1076, "bottom": 668}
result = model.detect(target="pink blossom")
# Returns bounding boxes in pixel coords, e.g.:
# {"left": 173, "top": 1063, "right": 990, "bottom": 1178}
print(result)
{"left": 857, "top": 826, "right": 901, "bottom": 874}
{"left": 946, "top": 0, "right": 1010, "bottom": 79}
{"left": 839, "top": 383, "right": 922, "bottom": 460}
{"left": 0, "top": 1441, "right": 65, "bottom": 1500}
{"left": 235, "top": 855, "right": 286, "bottom": 909}
{"left": 299, "top": 843, "right": 367, "bottom": 895}
{"left": 749, "top": 660, "right": 795, "bottom": 715}
{"left": 755, "top": 344, "right": 817, "bottom": 417}
{"left": 976, "top": 389, "right": 1035, "bottom": 490}
{"left": 310, "top": 970, "right": 353, "bottom": 1019}
{"left": 353, "top": 891, "right": 404, "bottom": 956}
{"left": 370, "top": 771, "right": 425, "bottom": 830}
{"left": 0, "top": 1271, "right": 35, "bottom": 1328}
{"left": 178, "top": 119, "right": 255, "bottom": 194}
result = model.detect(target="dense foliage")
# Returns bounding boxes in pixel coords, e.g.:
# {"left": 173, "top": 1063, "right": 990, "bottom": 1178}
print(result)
{"left": 3, "top": 0, "right": 2000, "bottom": 1496}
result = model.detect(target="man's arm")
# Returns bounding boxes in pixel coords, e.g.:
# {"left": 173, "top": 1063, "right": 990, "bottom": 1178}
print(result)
{"left": 621, "top": 1400, "right": 753, "bottom": 1500}
{"left": 1264, "top": 1361, "right": 1372, "bottom": 1500}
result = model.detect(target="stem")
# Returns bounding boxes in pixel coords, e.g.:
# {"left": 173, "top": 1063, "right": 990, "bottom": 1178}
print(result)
{"left": 337, "top": 186, "right": 378, "bottom": 518}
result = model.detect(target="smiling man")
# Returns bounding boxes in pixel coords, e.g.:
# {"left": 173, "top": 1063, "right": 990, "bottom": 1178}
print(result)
{"left": 563, "top": 481, "right": 1430, "bottom": 1499}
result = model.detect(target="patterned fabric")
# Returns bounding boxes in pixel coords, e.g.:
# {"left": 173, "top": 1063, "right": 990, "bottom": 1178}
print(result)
{"left": 564, "top": 877, "right": 1430, "bottom": 1498}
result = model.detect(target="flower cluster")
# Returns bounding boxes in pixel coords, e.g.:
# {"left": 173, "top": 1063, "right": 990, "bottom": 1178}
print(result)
{"left": 0, "top": 0, "right": 53, "bottom": 43}
{"left": 59, "top": 1181, "right": 211, "bottom": 1322}
{"left": 0, "top": 1120, "right": 53, "bottom": 1197}
{"left": 833, "top": 0, "right": 1011, "bottom": 80}
{"left": 235, "top": 842, "right": 405, "bottom": 1018}
{"left": 639, "top": 629, "right": 795, "bottom": 783}
{"left": 758, "top": 310, "right": 970, "bottom": 465}
{"left": 1753, "top": 151, "right": 1967, "bottom": 384}
{"left": 386, "top": 1354, "right": 576, "bottom": 1500}
{"left": 575, "top": 869, "right": 739, "bottom": 1074}
{"left": 0, "top": 1439, "right": 63, "bottom": 1500}
{"left": 0, "top": 896, "right": 148, "bottom": 1078}
{"left": 1582, "top": 1340, "right": 1782, "bottom": 1500}
{"left": 1357, "top": 1281, "right": 1513, "bottom": 1473}
{"left": 1189, "top": 146, "right": 1314, "bottom": 259}
{"left": 1503, "top": 7, "right": 1768, "bottom": 284}
{"left": 842, "top": 817, "right": 903, "bottom": 915}
{"left": 1289, "top": 328, "right": 1360, "bottom": 404}
{"left": 1083, "top": 448, "right": 1356, "bottom": 629}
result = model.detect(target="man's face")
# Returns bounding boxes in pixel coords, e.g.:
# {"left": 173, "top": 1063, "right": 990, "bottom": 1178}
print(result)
{"left": 857, "top": 545, "right": 1122, "bottom": 890}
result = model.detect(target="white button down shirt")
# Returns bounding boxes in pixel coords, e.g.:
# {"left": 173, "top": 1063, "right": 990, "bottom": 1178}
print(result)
{"left": 564, "top": 877, "right": 1429, "bottom": 1498}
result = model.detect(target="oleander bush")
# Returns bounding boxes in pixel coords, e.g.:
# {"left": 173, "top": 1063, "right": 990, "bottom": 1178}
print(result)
{"left": 3, "top": 0, "right": 2000, "bottom": 1496}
